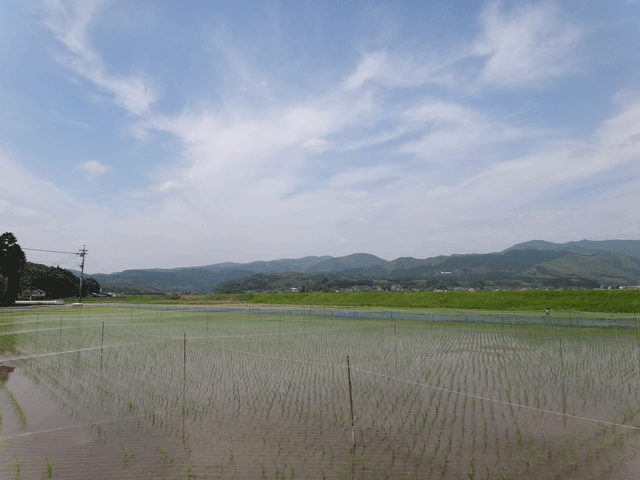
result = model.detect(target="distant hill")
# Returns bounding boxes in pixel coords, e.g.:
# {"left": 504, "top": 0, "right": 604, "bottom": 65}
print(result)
{"left": 89, "top": 268, "right": 254, "bottom": 294}
{"left": 305, "top": 253, "right": 386, "bottom": 273}
{"left": 88, "top": 239, "right": 640, "bottom": 294}
{"left": 199, "top": 256, "right": 333, "bottom": 273}
{"left": 214, "top": 247, "right": 640, "bottom": 294}
{"left": 504, "top": 239, "right": 640, "bottom": 260}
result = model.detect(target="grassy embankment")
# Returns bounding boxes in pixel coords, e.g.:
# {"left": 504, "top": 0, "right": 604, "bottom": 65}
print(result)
{"left": 83, "top": 289, "right": 640, "bottom": 315}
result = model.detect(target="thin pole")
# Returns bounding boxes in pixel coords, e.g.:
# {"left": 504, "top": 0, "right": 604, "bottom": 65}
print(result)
{"left": 347, "top": 355, "right": 355, "bottom": 446}
{"left": 59, "top": 316, "right": 62, "bottom": 343}
{"left": 183, "top": 332, "right": 187, "bottom": 443}
{"left": 394, "top": 320, "right": 398, "bottom": 376}
{"left": 560, "top": 336, "right": 566, "bottom": 426}
{"left": 78, "top": 245, "right": 87, "bottom": 303}
{"left": 100, "top": 321, "right": 105, "bottom": 367}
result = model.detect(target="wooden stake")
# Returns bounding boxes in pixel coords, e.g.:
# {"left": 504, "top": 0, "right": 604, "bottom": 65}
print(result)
{"left": 100, "top": 321, "right": 105, "bottom": 368}
{"left": 394, "top": 320, "right": 398, "bottom": 376}
{"left": 347, "top": 355, "right": 355, "bottom": 446}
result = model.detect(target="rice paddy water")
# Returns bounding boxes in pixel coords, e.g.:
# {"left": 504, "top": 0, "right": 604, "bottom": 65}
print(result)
{"left": 0, "top": 305, "right": 639, "bottom": 479}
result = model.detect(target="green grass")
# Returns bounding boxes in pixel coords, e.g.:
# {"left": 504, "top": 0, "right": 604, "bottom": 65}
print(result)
{"left": 84, "top": 290, "right": 640, "bottom": 314}
{"left": 82, "top": 293, "right": 256, "bottom": 305}
{"left": 244, "top": 290, "right": 640, "bottom": 313}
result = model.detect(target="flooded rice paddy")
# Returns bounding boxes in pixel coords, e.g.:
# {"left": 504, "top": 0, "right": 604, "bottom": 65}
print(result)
{"left": 0, "top": 306, "right": 640, "bottom": 479}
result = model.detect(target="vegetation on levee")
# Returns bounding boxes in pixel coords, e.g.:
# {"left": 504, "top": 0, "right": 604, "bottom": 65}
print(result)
{"left": 83, "top": 289, "right": 640, "bottom": 314}
{"left": 249, "top": 290, "right": 640, "bottom": 314}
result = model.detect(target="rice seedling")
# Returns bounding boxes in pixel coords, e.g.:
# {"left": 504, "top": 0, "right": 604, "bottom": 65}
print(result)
{"left": 0, "top": 305, "right": 638, "bottom": 479}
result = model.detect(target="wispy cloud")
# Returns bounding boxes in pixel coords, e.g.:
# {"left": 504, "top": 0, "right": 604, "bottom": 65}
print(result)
{"left": 42, "top": 0, "right": 159, "bottom": 115}
{"left": 342, "top": 48, "right": 463, "bottom": 93}
{"left": 399, "top": 100, "right": 533, "bottom": 162}
{"left": 0, "top": 151, "right": 79, "bottom": 216}
{"left": 0, "top": 200, "right": 40, "bottom": 218}
{"left": 344, "top": 1, "right": 583, "bottom": 93}
{"left": 472, "top": 1, "right": 583, "bottom": 88}
{"left": 9, "top": 0, "right": 635, "bottom": 271}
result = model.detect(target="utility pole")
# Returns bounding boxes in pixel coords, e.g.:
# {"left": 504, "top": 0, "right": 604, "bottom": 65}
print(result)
{"left": 78, "top": 245, "right": 87, "bottom": 303}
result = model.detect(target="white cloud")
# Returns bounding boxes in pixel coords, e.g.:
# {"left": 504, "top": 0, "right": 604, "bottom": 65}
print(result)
{"left": 597, "top": 92, "right": 640, "bottom": 148}
{"left": 300, "top": 137, "right": 329, "bottom": 153}
{"left": 344, "top": 2, "right": 583, "bottom": 93}
{"left": 14, "top": 93, "right": 636, "bottom": 272}
{"left": 399, "top": 99, "right": 534, "bottom": 161}
{"left": 16, "top": 1, "right": 634, "bottom": 272}
{"left": 343, "top": 51, "right": 390, "bottom": 90}
{"left": 472, "top": 1, "right": 583, "bottom": 87}
{"left": 150, "top": 180, "right": 185, "bottom": 193}
{"left": 344, "top": 190, "right": 367, "bottom": 201}
{"left": 0, "top": 152, "right": 78, "bottom": 214}
{"left": 329, "top": 165, "right": 397, "bottom": 189}
{"left": 0, "top": 200, "right": 40, "bottom": 218}
{"left": 342, "top": 49, "right": 455, "bottom": 91}
{"left": 42, "top": 0, "right": 159, "bottom": 115}
{"left": 78, "top": 159, "right": 108, "bottom": 175}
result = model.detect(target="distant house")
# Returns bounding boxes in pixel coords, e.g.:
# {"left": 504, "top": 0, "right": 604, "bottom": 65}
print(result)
{"left": 30, "top": 289, "right": 46, "bottom": 300}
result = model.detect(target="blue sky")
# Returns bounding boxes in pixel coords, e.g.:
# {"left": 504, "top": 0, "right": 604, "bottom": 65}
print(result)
{"left": 1, "top": 0, "right": 639, "bottom": 273}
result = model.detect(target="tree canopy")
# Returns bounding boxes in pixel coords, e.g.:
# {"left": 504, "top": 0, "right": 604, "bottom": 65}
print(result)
{"left": 19, "top": 262, "right": 101, "bottom": 299}
{"left": 0, "top": 232, "right": 27, "bottom": 306}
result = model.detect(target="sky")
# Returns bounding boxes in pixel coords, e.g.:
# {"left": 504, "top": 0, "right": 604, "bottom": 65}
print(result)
{"left": 1, "top": 0, "right": 640, "bottom": 274}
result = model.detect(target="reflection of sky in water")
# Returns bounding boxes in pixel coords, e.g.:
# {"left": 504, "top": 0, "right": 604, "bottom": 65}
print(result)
{"left": 0, "top": 364, "right": 15, "bottom": 383}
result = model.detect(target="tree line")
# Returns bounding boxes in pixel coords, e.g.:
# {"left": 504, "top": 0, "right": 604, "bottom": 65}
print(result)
{"left": 0, "top": 232, "right": 101, "bottom": 305}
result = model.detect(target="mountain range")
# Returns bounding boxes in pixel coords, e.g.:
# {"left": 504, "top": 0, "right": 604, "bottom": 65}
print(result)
{"left": 87, "top": 240, "right": 640, "bottom": 294}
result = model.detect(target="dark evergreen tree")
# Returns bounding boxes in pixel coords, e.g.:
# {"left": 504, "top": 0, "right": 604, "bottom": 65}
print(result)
{"left": 0, "top": 232, "right": 26, "bottom": 306}
{"left": 19, "top": 262, "right": 101, "bottom": 299}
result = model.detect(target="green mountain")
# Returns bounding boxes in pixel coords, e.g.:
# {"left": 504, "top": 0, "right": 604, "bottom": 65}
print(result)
{"left": 89, "top": 268, "right": 255, "bottom": 294}
{"left": 214, "top": 248, "right": 640, "bottom": 294}
{"left": 89, "top": 239, "right": 640, "bottom": 294}
{"left": 305, "top": 253, "right": 386, "bottom": 273}
{"left": 525, "top": 252, "right": 640, "bottom": 284}
{"left": 505, "top": 239, "right": 640, "bottom": 260}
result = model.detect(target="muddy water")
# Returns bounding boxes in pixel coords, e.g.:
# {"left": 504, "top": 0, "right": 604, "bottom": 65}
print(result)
{"left": 0, "top": 312, "right": 639, "bottom": 479}
{"left": 0, "top": 357, "right": 179, "bottom": 479}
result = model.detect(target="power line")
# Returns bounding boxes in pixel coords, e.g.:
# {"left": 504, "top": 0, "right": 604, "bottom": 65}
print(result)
{"left": 23, "top": 245, "right": 89, "bottom": 302}
{"left": 23, "top": 247, "right": 81, "bottom": 255}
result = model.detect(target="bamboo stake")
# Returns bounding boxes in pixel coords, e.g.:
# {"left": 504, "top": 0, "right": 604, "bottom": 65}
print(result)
{"left": 100, "top": 321, "right": 105, "bottom": 368}
{"left": 394, "top": 320, "right": 398, "bottom": 376}
{"left": 347, "top": 355, "right": 355, "bottom": 446}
